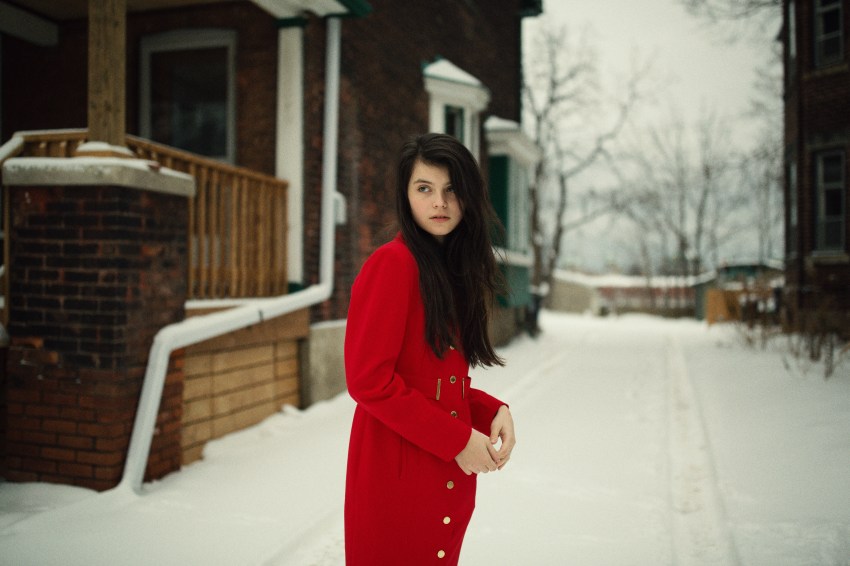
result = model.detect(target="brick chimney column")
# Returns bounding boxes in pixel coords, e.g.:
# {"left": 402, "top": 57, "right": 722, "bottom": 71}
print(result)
{"left": 2, "top": 157, "right": 195, "bottom": 490}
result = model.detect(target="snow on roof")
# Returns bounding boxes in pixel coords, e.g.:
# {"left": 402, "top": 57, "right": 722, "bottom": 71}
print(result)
{"left": 2, "top": 156, "right": 195, "bottom": 197}
{"left": 423, "top": 58, "right": 484, "bottom": 87}
{"left": 557, "top": 262, "right": 787, "bottom": 291}
{"left": 485, "top": 116, "right": 521, "bottom": 131}
{"left": 554, "top": 269, "right": 697, "bottom": 289}
{"left": 485, "top": 116, "right": 541, "bottom": 165}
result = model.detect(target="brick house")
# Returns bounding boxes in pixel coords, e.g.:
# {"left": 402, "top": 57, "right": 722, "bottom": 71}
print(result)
{"left": 781, "top": 0, "right": 850, "bottom": 338}
{"left": 0, "top": 0, "right": 541, "bottom": 491}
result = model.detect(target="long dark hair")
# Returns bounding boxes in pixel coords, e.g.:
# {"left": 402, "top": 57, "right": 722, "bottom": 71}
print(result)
{"left": 395, "top": 133, "right": 505, "bottom": 367}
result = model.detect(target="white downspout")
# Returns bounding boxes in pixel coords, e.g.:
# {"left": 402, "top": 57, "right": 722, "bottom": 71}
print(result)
{"left": 117, "top": 16, "right": 343, "bottom": 494}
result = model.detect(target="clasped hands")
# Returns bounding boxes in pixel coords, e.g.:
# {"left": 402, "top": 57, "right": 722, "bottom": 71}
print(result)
{"left": 454, "top": 405, "right": 515, "bottom": 475}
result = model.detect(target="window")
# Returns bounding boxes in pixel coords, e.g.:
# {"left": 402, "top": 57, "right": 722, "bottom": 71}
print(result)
{"left": 423, "top": 59, "right": 490, "bottom": 156}
{"left": 506, "top": 157, "right": 531, "bottom": 252}
{"left": 814, "top": 0, "right": 843, "bottom": 67}
{"left": 814, "top": 150, "right": 845, "bottom": 252}
{"left": 140, "top": 29, "right": 236, "bottom": 163}
{"left": 444, "top": 105, "right": 465, "bottom": 142}
{"left": 485, "top": 116, "right": 540, "bottom": 256}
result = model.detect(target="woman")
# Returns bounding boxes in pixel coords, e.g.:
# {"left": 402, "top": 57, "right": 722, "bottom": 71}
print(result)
{"left": 344, "top": 133, "right": 516, "bottom": 565}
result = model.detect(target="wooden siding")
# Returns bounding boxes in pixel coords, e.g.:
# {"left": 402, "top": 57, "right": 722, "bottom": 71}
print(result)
{"left": 181, "top": 308, "right": 309, "bottom": 465}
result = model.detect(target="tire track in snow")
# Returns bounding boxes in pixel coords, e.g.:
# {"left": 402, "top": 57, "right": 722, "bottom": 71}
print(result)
{"left": 666, "top": 333, "right": 740, "bottom": 566}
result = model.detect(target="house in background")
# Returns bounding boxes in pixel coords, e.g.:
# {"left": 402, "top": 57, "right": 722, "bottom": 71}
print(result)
{"left": 547, "top": 270, "right": 695, "bottom": 318}
{"left": 781, "top": 0, "right": 850, "bottom": 338}
{"left": 485, "top": 116, "right": 541, "bottom": 339}
{"left": 0, "top": 0, "right": 541, "bottom": 491}
{"left": 692, "top": 261, "right": 785, "bottom": 324}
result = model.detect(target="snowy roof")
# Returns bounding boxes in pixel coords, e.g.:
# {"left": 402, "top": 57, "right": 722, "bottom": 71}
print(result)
{"left": 423, "top": 58, "right": 484, "bottom": 87}
{"left": 485, "top": 116, "right": 521, "bottom": 131}
{"left": 484, "top": 116, "right": 541, "bottom": 165}
{"left": 251, "top": 0, "right": 371, "bottom": 18}
{"left": 554, "top": 269, "right": 697, "bottom": 289}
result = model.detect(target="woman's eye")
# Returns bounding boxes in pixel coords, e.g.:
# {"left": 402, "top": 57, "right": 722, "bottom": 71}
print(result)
{"left": 417, "top": 185, "right": 430, "bottom": 192}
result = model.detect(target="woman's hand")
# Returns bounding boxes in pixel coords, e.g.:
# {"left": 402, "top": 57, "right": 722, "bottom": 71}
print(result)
{"left": 489, "top": 405, "right": 515, "bottom": 470}
{"left": 454, "top": 430, "right": 499, "bottom": 475}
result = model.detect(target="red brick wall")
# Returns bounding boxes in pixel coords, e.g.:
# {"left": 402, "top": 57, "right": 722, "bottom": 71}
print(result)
{"left": 783, "top": 0, "right": 850, "bottom": 336}
{"left": 3, "top": 185, "right": 188, "bottom": 490}
{"left": 127, "top": 2, "right": 279, "bottom": 175}
{"left": 302, "top": 1, "right": 527, "bottom": 322}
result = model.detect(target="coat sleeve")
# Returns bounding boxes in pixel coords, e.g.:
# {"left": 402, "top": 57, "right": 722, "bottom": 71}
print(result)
{"left": 344, "top": 245, "right": 472, "bottom": 462}
{"left": 467, "top": 383, "right": 506, "bottom": 436}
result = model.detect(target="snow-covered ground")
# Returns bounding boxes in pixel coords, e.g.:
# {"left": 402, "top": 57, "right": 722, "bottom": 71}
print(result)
{"left": 1, "top": 311, "right": 848, "bottom": 565}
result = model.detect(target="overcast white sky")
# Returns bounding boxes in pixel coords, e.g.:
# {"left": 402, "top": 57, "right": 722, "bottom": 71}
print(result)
{"left": 531, "top": 0, "right": 776, "bottom": 136}
{"left": 523, "top": 0, "right": 781, "bottom": 272}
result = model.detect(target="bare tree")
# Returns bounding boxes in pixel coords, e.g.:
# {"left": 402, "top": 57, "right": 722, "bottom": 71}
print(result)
{"left": 680, "top": 0, "right": 780, "bottom": 20}
{"left": 742, "top": 45, "right": 784, "bottom": 263}
{"left": 523, "top": 23, "right": 646, "bottom": 327}
{"left": 678, "top": 0, "right": 782, "bottom": 45}
{"left": 618, "top": 108, "right": 746, "bottom": 277}
{"left": 677, "top": 0, "right": 783, "bottom": 266}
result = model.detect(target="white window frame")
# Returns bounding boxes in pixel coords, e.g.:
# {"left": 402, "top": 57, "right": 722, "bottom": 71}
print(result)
{"left": 814, "top": 150, "right": 845, "bottom": 253}
{"left": 814, "top": 0, "right": 843, "bottom": 67}
{"left": 485, "top": 116, "right": 541, "bottom": 263}
{"left": 423, "top": 59, "right": 490, "bottom": 157}
{"left": 139, "top": 29, "right": 237, "bottom": 164}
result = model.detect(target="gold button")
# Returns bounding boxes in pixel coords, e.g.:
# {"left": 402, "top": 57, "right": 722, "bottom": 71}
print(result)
{"left": 449, "top": 375, "right": 457, "bottom": 384}
{"left": 437, "top": 550, "right": 446, "bottom": 559}
{"left": 450, "top": 410, "right": 458, "bottom": 418}
{"left": 446, "top": 480, "right": 454, "bottom": 489}
{"left": 443, "top": 516, "right": 451, "bottom": 524}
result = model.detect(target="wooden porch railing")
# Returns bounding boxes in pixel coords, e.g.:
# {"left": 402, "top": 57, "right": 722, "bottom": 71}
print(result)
{"left": 128, "top": 136, "right": 289, "bottom": 299}
{"left": 2, "top": 129, "right": 288, "bottom": 300}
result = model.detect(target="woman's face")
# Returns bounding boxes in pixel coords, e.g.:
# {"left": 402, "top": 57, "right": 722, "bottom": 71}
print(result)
{"left": 407, "top": 159, "right": 463, "bottom": 242}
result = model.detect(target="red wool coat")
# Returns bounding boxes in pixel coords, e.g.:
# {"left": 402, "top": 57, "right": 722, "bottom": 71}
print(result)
{"left": 344, "top": 235, "right": 505, "bottom": 565}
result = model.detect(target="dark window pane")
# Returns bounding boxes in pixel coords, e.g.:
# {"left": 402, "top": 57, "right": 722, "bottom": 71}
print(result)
{"left": 821, "top": 154, "right": 843, "bottom": 183}
{"left": 822, "top": 10, "right": 841, "bottom": 34}
{"left": 820, "top": 37, "right": 842, "bottom": 62}
{"left": 824, "top": 188, "right": 844, "bottom": 216}
{"left": 823, "top": 219, "right": 843, "bottom": 248}
{"left": 151, "top": 47, "right": 228, "bottom": 158}
{"left": 444, "top": 105, "right": 464, "bottom": 142}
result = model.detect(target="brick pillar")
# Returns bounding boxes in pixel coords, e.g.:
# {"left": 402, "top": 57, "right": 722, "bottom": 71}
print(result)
{"left": 2, "top": 158, "right": 194, "bottom": 490}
